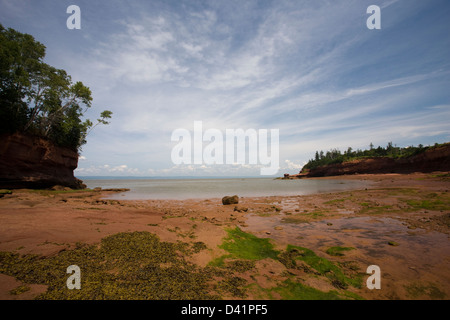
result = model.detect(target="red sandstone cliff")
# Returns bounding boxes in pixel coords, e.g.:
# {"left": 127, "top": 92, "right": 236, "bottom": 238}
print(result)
{"left": 0, "top": 133, "right": 85, "bottom": 189}
{"left": 299, "top": 143, "right": 450, "bottom": 178}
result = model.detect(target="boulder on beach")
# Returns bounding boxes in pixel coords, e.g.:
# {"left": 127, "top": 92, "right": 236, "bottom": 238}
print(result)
{"left": 222, "top": 195, "right": 239, "bottom": 205}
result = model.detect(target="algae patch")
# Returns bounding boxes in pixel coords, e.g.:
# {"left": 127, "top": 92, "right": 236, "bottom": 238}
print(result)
{"left": 326, "top": 246, "right": 355, "bottom": 257}
{"left": 405, "top": 282, "right": 446, "bottom": 299}
{"left": 212, "top": 227, "right": 363, "bottom": 300}
{"left": 278, "top": 245, "right": 362, "bottom": 290}
{"left": 0, "top": 231, "right": 224, "bottom": 300}
{"left": 218, "top": 227, "right": 280, "bottom": 261}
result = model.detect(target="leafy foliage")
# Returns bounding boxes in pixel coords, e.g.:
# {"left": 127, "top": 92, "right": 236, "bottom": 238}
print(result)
{"left": 0, "top": 24, "right": 111, "bottom": 151}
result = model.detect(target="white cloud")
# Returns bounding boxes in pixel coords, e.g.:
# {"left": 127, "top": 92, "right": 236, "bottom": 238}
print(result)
{"left": 25, "top": 0, "right": 447, "bottom": 177}
{"left": 76, "top": 164, "right": 142, "bottom": 176}
{"left": 283, "top": 159, "right": 304, "bottom": 171}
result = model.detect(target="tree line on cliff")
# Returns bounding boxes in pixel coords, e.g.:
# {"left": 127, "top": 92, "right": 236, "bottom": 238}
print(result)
{"left": 302, "top": 142, "right": 443, "bottom": 171}
{"left": 0, "top": 24, "right": 111, "bottom": 151}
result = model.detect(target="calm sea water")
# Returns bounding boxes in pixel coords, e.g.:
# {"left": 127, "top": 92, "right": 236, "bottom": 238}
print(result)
{"left": 80, "top": 177, "right": 372, "bottom": 200}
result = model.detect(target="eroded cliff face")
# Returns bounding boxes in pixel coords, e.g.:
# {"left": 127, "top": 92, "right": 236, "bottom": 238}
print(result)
{"left": 0, "top": 133, "right": 85, "bottom": 189}
{"left": 301, "top": 143, "right": 450, "bottom": 177}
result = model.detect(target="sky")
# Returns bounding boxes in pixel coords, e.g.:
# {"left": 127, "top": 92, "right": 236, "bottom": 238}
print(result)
{"left": 1, "top": 0, "right": 449, "bottom": 177}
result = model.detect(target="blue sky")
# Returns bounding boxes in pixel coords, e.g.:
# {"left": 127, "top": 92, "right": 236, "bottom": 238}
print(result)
{"left": 1, "top": 0, "right": 449, "bottom": 177}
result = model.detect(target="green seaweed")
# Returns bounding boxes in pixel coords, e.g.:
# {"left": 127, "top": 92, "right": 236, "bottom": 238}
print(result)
{"left": 326, "top": 246, "right": 355, "bottom": 257}
{"left": 1, "top": 228, "right": 367, "bottom": 300}
{"left": 278, "top": 245, "right": 362, "bottom": 289}
{"left": 404, "top": 198, "right": 450, "bottom": 211}
{"left": 213, "top": 228, "right": 363, "bottom": 299}
{"left": 280, "top": 216, "right": 309, "bottom": 224}
{"left": 272, "top": 279, "right": 345, "bottom": 300}
{"left": 358, "top": 203, "right": 394, "bottom": 215}
{"left": 0, "top": 231, "right": 226, "bottom": 300}
{"left": 405, "top": 282, "right": 446, "bottom": 299}
{"left": 9, "top": 285, "right": 31, "bottom": 295}
{"left": 324, "top": 198, "right": 347, "bottom": 205}
{"left": 226, "top": 260, "right": 256, "bottom": 272}
{"left": 215, "top": 277, "right": 248, "bottom": 298}
{"left": 219, "top": 227, "right": 280, "bottom": 261}
{"left": 248, "top": 279, "right": 362, "bottom": 300}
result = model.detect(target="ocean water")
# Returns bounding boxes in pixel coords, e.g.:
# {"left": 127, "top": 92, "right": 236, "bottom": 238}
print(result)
{"left": 80, "top": 177, "right": 372, "bottom": 200}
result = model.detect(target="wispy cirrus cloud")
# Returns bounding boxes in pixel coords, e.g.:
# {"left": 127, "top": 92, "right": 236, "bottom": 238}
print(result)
{"left": 77, "top": 0, "right": 449, "bottom": 175}
{"left": 1, "top": 0, "right": 448, "bottom": 176}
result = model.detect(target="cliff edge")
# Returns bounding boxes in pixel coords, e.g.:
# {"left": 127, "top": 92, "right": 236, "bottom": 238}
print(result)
{"left": 297, "top": 143, "right": 450, "bottom": 178}
{"left": 0, "top": 132, "right": 85, "bottom": 189}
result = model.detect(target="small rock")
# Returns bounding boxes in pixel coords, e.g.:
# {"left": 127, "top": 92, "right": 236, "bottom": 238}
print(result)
{"left": 233, "top": 205, "right": 248, "bottom": 212}
{"left": 274, "top": 226, "right": 283, "bottom": 230}
{"left": 388, "top": 241, "right": 399, "bottom": 246}
{"left": 222, "top": 195, "right": 239, "bottom": 205}
{"left": 327, "top": 222, "right": 333, "bottom": 226}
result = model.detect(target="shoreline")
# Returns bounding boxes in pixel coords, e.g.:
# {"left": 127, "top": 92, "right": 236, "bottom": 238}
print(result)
{"left": 86, "top": 174, "right": 375, "bottom": 201}
{"left": 0, "top": 172, "right": 449, "bottom": 300}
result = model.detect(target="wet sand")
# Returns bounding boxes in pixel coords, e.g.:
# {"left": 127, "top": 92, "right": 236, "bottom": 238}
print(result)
{"left": 0, "top": 172, "right": 449, "bottom": 300}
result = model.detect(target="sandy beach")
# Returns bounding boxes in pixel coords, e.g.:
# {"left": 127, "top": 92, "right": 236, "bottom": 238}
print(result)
{"left": 0, "top": 172, "right": 449, "bottom": 300}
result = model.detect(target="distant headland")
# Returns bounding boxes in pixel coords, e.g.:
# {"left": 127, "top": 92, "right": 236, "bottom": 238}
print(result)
{"left": 283, "top": 142, "right": 450, "bottom": 179}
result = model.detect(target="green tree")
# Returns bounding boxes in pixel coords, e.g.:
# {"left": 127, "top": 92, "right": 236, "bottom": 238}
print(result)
{"left": 0, "top": 24, "right": 111, "bottom": 151}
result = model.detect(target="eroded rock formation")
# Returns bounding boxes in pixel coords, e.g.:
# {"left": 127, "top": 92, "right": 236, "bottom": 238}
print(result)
{"left": 0, "top": 133, "right": 85, "bottom": 189}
